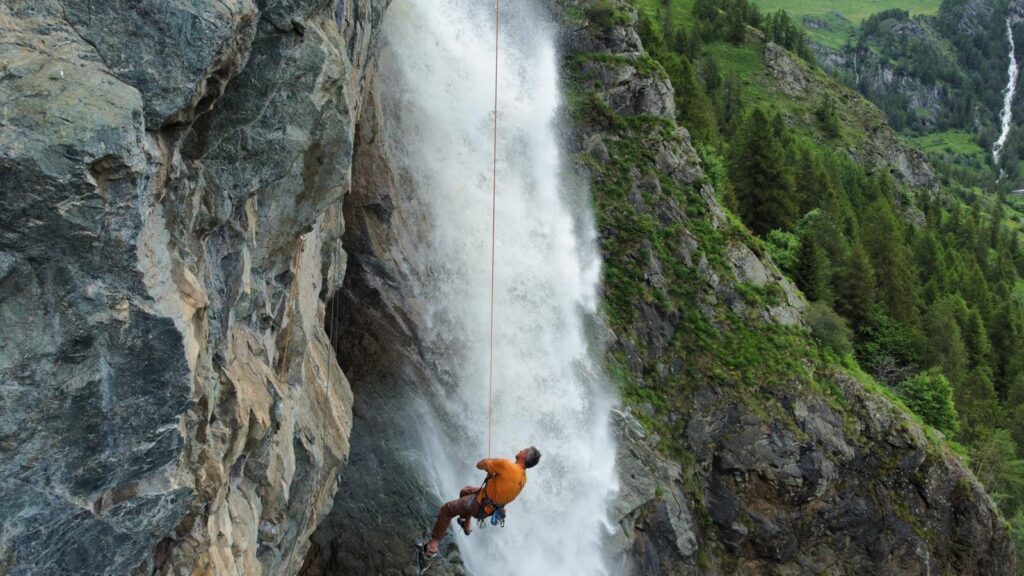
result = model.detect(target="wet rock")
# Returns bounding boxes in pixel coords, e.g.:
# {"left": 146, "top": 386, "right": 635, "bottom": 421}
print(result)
{"left": 301, "top": 69, "right": 444, "bottom": 576}
{"left": 608, "top": 411, "right": 701, "bottom": 576}
{"left": 61, "top": 0, "right": 259, "bottom": 128}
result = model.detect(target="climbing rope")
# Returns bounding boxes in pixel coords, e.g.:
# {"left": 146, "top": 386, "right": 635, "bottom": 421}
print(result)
{"left": 487, "top": 0, "right": 500, "bottom": 460}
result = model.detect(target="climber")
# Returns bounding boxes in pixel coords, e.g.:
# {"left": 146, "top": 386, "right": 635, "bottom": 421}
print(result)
{"left": 422, "top": 446, "right": 542, "bottom": 558}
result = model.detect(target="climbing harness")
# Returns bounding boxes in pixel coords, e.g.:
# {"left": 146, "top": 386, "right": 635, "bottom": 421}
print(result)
{"left": 477, "top": 506, "right": 506, "bottom": 529}
{"left": 474, "top": 478, "right": 507, "bottom": 529}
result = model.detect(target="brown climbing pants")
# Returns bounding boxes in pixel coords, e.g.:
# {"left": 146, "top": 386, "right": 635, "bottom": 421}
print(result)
{"left": 430, "top": 486, "right": 486, "bottom": 541}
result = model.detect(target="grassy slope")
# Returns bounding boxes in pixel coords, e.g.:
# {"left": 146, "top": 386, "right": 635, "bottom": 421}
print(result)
{"left": 625, "top": 0, "right": 973, "bottom": 442}
{"left": 751, "top": 0, "right": 942, "bottom": 23}
{"left": 703, "top": 36, "right": 902, "bottom": 163}
{"left": 635, "top": 0, "right": 942, "bottom": 45}
{"left": 909, "top": 130, "right": 989, "bottom": 166}
{"left": 635, "top": 0, "right": 695, "bottom": 32}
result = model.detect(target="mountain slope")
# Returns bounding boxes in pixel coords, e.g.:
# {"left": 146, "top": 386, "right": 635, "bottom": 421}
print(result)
{"left": 803, "top": 0, "right": 1018, "bottom": 183}
{"left": 559, "top": 1, "right": 1016, "bottom": 572}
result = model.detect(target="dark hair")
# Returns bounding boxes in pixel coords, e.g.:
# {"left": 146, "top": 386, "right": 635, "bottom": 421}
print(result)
{"left": 524, "top": 446, "right": 541, "bottom": 468}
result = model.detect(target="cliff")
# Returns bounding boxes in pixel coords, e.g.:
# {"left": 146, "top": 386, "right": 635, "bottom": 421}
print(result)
{"left": 0, "top": 0, "right": 388, "bottom": 573}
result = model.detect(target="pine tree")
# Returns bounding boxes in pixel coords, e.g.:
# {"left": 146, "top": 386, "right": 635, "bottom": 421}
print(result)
{"left": 730, "top": 107, "right": 798, "bottom": 235}
{"left": 990, "top": 302, "right": 1024, "bottom": 398}
{"left": 921, "top": 296, "right": 969, "bottom": 386}
{"left": 795, "top": 235, "right": 833, "bottom": 303}
{"left": 861, "top": 197, "right": 919, "bottom": 324}
{"left": 956, "top": 367, "right": 1003, "bottom": 442}
{"left": 718, "top": 72, "right": 744, "bottom": 137}
{"left": 913, "top": 231, "right": 947, "bottom": 297}
{"left": 701, "top": 56, "right": 721, "bottom": 92}
{"left": 962, "top": 307, "right": 993, "bottom": 373}
{"left": 665, "top": 55, "right": 718, "bottom": 142}
{"left": 836, "top": 240, "right": 877, "bottom": 328}
{"left": 727, "top": 8, "right": 747, "bottom": 43}
{"left": 816, "top": 95, "right": 841, "bottom": 138}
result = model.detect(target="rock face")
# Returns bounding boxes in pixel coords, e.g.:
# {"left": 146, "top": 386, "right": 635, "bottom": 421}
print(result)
{"left": 811, "top": 42, "right": 951, "bottom": 130}
{"left": 608, "top": 410, "right": 700, "bottom": 576}
{"left": 298, "top": 77, "right": 456, "bottom": 575}
{"left": 558, "top": 2, "right": 1016, "bottom": 574}
{"left": 759, "top": 42, "right": 935, "bottom": 189}
{"left": 0, "top": 0, "right": 388, "bottom": 573}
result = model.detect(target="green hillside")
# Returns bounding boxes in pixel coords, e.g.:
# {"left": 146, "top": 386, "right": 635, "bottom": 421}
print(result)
{"left": 636, "top": 0, "right": 942, "bottom": 46}
{"left": 751, "top": 0, "right": 941, "bottom": 23}
{"left": 754, "top": 1, "right": 942, "bottom": 48}
{"left": 611, "top": 0, "right": 1024, "bottom": 566}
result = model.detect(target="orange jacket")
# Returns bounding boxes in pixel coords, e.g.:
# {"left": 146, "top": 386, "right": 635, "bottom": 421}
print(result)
{"left": 476, "top": 458, "right": 526, "bottom": 508}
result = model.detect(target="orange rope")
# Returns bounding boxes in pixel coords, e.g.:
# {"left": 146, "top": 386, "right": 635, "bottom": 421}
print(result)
{"left": 487, "top": 0, "right": 500, "bottom": 459}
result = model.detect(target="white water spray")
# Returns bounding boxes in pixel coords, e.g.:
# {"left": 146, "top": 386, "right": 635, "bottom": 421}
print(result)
{"left": 376, "top": 1, "right": 619, "bottom": 575}
{"left": 993, "top": 18, "right": 1018, "bottom": 166}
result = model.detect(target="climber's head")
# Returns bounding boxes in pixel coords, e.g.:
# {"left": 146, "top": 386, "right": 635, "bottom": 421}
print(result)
{"left": 516, "top": 446, "right": 541, "bottom": 469}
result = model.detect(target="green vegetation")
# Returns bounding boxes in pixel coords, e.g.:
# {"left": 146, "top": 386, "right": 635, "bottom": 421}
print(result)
{"left": 897, "top": 370, "right": 960, "bottom": 435}
{"left": 805, "top": 302, "right": 855, "bottom": 355}
{"left": 910, "top": 130, "right": 989, "bottom": 167}
{"left": 618, "top": 0, "right": 1024, "bottom": 556}
{"left": 751, "top": 0, "right": 941, "bottom": 23}
{"left": 581, "top": 0, "right": 635, "bottom": 27}
{"left": 569, "top": 1, "right": 1024, "bottom": 566}
{"left": 638, "top": 0, "right": 815, "bottom": 62}
{"left": 635, "top": 0, "right": 696, "bottom": 32}
{"left": 751, "top": 1, "right": 941, "bottom": 48}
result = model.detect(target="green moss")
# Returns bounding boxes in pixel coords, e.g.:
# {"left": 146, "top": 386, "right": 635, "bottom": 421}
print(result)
{"left": 574, "top": 52, "right": 668, "bottom": 79}
{"left": 584, "top": 0, "right": 633, "bottom": 29}
{"left": 734, "top": 281, "right": 785, "bottom": 307}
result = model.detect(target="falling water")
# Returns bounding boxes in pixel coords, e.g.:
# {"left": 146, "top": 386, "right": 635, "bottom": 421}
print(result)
{"left": 375, "top": 1, "right": 619, "bottom": 575}
{"left": 993, "top": 18, "right": 1018, "bottom": 166}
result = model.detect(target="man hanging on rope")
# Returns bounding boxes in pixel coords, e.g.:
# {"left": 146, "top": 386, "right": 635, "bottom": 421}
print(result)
{"left": 422, "top": 446, "right": 541, "bottom": 558}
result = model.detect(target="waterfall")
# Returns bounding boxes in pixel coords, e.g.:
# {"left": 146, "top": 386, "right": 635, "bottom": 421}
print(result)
{"left": 375, "top": 1, "right": 619, "bottom": 575}
{"left": 993, "top": 17, "right": 1018, "bottom": 166}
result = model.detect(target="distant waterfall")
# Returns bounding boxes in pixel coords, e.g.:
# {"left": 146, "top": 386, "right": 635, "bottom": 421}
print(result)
{"left": 375, "top": 1, "right": 618, "bottom": 575}
{"left": 993, "top": 17, "right": 1018, "bottom": 166}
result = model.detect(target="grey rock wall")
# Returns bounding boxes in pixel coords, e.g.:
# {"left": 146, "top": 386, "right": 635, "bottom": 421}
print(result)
{"left": 0, "top": 0, "right": 388, "bottom": 573}
{"left": 299, "top": 53, "right": 466, "bottom": 576}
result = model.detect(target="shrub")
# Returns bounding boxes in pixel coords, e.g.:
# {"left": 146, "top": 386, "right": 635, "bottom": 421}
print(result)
{"left": 1008, "top": 511, "right": 1024, "bottom": 572}
{"left": 898, "top": 369, "right": 960, "bottom": 436}
{"left": 805, "top": 302, "right": 854, "bottom": 356}
{"left": 584, "top": 0, "right": 631, "bottom": 30}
